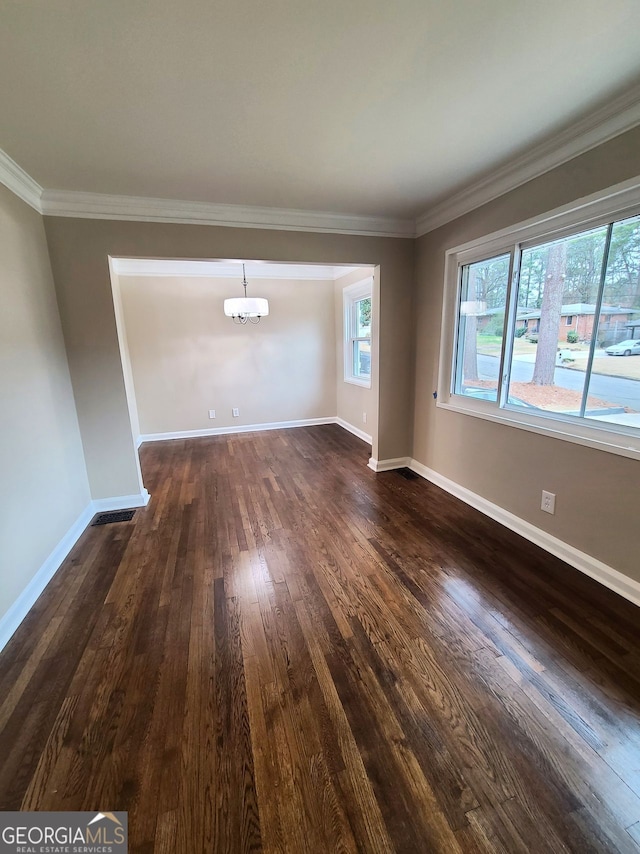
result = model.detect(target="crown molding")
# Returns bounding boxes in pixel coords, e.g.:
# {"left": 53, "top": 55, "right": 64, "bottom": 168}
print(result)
{"left": 416, "top": 84, "right": 640, "bottom": 237}
{"left": 2, "top": 82, "right": 639, "bottom": 240}
{"left": 40, "top": 189, "right": 415, "bottom": 238}
{"left": 0, "top": 149, "right": 43, "bottom": 212}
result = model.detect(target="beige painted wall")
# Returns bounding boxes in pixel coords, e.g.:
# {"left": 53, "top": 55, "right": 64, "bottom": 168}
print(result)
{"left": 0, "top": 185, "right": 90, "bottom": 622}
{"left": 119, "top": 275, "right": 337, "bottom": 434}
{"left": 44, "top": 219, "right": 414, "bottom": 498}
{"left": 334, "top": 267, "right": 375, "bottom": 440}
{"left": 413, "top": 126, "right": 640, "bottom": 582}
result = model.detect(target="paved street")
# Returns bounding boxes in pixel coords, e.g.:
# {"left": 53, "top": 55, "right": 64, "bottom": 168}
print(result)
{"left": 477, "top": 354, "right": 640, "bottom": 411}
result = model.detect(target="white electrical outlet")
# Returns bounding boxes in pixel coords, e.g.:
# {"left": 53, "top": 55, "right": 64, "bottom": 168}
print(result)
{"left": 541, "top": 490, "right": 556, "bottom": 514}
{"left": 363, "top": 412, "right": 367, "bottom": 424}
{"left": 232, "top": 408, "right": 239, "bottom": 417}
{"left": 208, "top": 409, "right": 216, "bottom": 419}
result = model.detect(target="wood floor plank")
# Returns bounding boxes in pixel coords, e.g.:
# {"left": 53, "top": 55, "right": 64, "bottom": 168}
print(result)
{"left": 1, "top": 425, "right": 639, "bottom": 852}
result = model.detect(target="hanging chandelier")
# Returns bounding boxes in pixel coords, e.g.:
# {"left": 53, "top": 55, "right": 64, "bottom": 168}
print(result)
{"left": 224, "top": 264, "right": 269, "bottom": 324}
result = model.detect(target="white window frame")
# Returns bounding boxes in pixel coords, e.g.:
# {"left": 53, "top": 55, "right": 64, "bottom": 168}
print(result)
{"left": 437, "top": 176, "right": 640, "bottom": 461}
{"left": 343, "top": 278, "right": 373, "bottom": 388}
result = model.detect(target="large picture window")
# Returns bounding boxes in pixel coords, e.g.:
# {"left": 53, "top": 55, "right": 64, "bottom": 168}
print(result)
{"left": 344, "top": 279, "right": 372, "bottom": 387}
{"left": 441, "top": 181, "right": 640, "bottom": 457}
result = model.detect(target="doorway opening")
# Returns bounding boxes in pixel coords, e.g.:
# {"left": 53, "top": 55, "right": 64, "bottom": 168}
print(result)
{"left": 109, "top": 258, "right": 380, "bottom": 499}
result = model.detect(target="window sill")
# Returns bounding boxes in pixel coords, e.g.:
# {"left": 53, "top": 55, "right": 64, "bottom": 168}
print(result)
{"left": 345, "top": 377, "right": 371, "bottom": 389}
{"left": 437, "top": 397, "right": 640, "bottom": 461}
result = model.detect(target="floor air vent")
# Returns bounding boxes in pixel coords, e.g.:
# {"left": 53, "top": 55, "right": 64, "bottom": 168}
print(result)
{"left": 92, "top": 509, "right": 136, "bottom": 526}
{"left": 397, "top": 467, "right": 419, "bottom": 480}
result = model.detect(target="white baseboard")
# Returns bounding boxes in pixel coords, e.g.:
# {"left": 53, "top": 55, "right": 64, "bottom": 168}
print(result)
{"left": 0, "top": 489, "right": 151, "bottom": 654}
{"left": 92, "top": 489, "right": 151, "bottom": 512}
{"left": 368, "top": 456, "right": 411, "bottom": 472}
{"left": 137, "top": 418, "right": 374, "bottom": 448}
{"left": 335, "top": 418, "right": 372, "bottom": 445}
{"left": 408, "top": 458, "right": 640, "bottom": 609}
{"left": 138, "top": 417, "right": 336, "bottom": 445}
{"left": 0, "top": 503, "right": 94, "bottom": 652}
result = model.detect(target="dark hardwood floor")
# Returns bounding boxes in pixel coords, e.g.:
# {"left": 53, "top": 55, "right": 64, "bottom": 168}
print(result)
{"left": 1, "top": 425, "right": 640, "bottom": 852}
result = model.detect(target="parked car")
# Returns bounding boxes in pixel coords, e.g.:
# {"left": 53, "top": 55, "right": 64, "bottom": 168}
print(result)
{"left": 605, "top": 339, "right": 640, "bottom": 356}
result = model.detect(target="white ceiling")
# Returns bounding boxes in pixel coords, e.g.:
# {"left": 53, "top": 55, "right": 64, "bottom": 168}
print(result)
{"left": 1, "top": 0, "right": 639, "bottom": 223}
